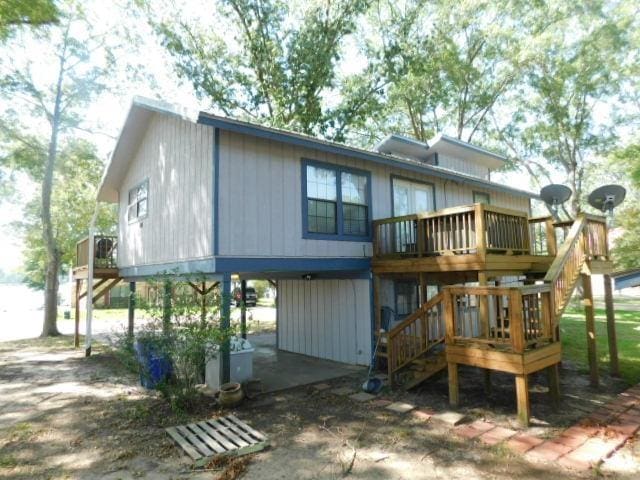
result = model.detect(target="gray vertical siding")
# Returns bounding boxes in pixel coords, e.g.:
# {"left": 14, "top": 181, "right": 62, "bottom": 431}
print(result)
{"left": 278, "top": 279, "right": 372, "bottom": 365}
{"left": 118, "top": 113, "right": 213, "bottom": 268}
{"left": 437, "top": 154, "right": 489, "bottom": 179}
{"left": 217, "top": 130, "right": 530, "bottom": 258}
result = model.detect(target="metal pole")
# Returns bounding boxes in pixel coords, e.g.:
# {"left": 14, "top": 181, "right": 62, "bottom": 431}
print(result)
{"left": 84, "top": 209, "right": 98, "bottom": 357}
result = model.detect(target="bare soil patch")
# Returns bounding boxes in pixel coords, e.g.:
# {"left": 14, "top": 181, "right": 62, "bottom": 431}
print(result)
{"left": 0, "top": 336, "right": 637, "bottom": 479}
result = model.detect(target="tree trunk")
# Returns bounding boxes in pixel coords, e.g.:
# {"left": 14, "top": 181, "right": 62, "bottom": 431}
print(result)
{"left": 40, "top": 34, "right": 67, "bottom": 338}
{"left": 41, "top": 253, "right": 61, "bottom": 336}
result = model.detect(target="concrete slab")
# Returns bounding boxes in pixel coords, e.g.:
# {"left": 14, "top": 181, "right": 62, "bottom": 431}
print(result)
{"left": 349, "top": 392, "right": 376, "bottom": 402}
{"left": 386, "top": 402, "right": 416, "bottom": 414}
{"left": 250, "top": 334, "right": 364, "bottom": 393}
{"left": 432, "top": 411, "right": 467, "bottom": 426}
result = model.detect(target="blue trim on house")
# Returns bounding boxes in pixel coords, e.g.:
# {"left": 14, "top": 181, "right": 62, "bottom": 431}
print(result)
{"left": 301, "top": 158, "right": 373, "bottom": 242}
{"left": 196, "top": 112, "right": 537, "bottom": 200}
{"left": 614, "top": 271, "right": 640, "bottom": 290}
{"left": 389, "top": 174, "right": 437, "bottom": 216}
{"left": 215, "top": 256, "right": 370, "bottom": 273}
{"left": 213, "top": 128, "right": 220, "bottom": 256}
{"left": 119, "top": 258, "right": 217, "bottom": 278}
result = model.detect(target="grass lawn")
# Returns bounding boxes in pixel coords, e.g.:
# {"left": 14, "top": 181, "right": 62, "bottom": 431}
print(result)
{"left": 58, "top": 307, "right": 129, "bottom": 322}
{"left": 561, "top": 300, "right": 640, "bottom": 385}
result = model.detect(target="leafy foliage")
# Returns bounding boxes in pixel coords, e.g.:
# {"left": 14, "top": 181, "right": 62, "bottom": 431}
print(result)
{"left": 148, "top": 0, "right": 377, "bottom": 141}
{"left": 9, "top": 139, "right": 116, "bottom": 289}
{"left": 114, "top": 275, "right": 234, "bottom": 413}
{"left": 0, "top": 0, "right": 58, "bottom": 39}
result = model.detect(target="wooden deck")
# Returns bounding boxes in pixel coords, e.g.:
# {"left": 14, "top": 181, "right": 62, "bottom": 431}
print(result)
{"left": 72, "top": 235, "right": 119, "bottom": 280}
{"left": 371, "top": 204, "right": 611, "bottom": 275}
{"left": 372, "top": 206, "right": 615, "bottom": 425}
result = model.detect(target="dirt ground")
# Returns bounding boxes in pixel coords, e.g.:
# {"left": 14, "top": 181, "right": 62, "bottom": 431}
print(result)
{"left": 0, "top": 336, "right": 638, "bottom": 480}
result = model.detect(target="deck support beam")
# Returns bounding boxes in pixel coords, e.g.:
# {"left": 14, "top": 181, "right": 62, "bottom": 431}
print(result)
{"left": 478, "top": 273, "right": 491, "bottom": 393}
{"left": 603, "top": 274, "right": 620, "bottom": 376}
{"left": 240, "top": 279, "right": 247, "bottom": 339}
{"left": 581, "top": 273, "right": 599, "bottom": 387}
{"left": 515, "top": 374, "right": 530, "bottom": 426}
{"left": 128, "top": 282, "right": 136, "bottom": 337}
{"left": 221, "top": 273, "right": 232, "bottom": 384}
{"left": 547, "top": 363, "right": 560, "bottom": 408}
{"left": 448, "top": 362, "right": 459, "bottom": 407}
{"left": 162, "top": 280, "right": 172, "bottom": 334}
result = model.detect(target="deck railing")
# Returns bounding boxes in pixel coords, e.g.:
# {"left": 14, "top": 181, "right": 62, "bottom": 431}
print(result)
{"left": 444, "top": 284, "right": 554, "bottom": 353}
{"left": 528, "top": 216, "right": 557, "bottom": 256}
{"left": 584, "top": 215, "right": 608, "bottom": 259}
{"left": 386, "top": 292, "right": 445, "bottom": 376}
{"left": 373, "top": 204, "right": 530, "bottom": 259}
{"left": 75, "top": 235, "right": 118, "bottom": 269}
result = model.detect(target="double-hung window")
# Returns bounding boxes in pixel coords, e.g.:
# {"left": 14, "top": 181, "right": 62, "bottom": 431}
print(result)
{"left": 128, "top": 179, "right": 148, "bottom": 222}
{"left": 303, "top": 160, "right": 371, "bottom": 240}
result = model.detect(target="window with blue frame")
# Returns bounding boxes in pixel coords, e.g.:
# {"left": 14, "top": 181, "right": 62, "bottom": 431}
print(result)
{"left": 303, "top": 160, "right": 371, "bottom": 240}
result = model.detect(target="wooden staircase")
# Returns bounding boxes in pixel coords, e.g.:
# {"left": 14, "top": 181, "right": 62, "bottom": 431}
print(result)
{"left": 379, "top": 292, "right": 447, "bottom": 389}
{"left": 544, "top": 215, "right": 595, "bottom": 319}
{"left": 378, "top": 214, "right": 609, "bottom": 391}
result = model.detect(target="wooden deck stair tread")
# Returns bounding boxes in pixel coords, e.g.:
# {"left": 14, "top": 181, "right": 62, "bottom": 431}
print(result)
{"left": 404, "top": 352, "right": 447, "bottom": 390}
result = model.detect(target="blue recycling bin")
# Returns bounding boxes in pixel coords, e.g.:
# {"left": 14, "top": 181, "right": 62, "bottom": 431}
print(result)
{"left": 134, "top": 339, "right": 173, "bottom": 389}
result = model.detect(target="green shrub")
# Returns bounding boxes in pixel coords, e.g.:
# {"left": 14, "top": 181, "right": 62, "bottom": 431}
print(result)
{"left": 112, "top": 272, "right": 234, "bottom": 413}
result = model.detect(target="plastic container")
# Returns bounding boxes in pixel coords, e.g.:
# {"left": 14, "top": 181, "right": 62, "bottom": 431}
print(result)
{"left": 134, "top": 340, "right": 173, "bottom": 389}
{"left": 205, "top": 347, "right": 254, "bottom": 392}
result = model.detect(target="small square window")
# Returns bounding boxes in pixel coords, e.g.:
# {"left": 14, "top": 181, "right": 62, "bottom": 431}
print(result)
{"left": 128, "top": 179, "right": 149, "bottom": 223}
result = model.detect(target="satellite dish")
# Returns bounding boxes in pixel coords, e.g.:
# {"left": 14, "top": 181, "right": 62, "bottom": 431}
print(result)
{"left": 540, "top": 184, "right": 572, "bottom": 214}
{"left": 588, "top": 184, "right": 626, "bottom": 216}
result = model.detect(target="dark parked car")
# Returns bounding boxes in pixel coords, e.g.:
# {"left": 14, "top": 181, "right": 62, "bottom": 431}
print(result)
{"left": 233, "top": 287, "right": 257, "bottom": 307}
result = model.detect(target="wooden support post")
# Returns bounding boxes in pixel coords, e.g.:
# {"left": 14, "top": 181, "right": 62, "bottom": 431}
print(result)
{"left": 74, "top": 280, "right": 81, "bottom": 348}
{"left": 200, "top": 281, "right": 207, "bottom": 325}
{"left": 581, "top": 273, "right": 599, "bottom": 387}
{"left": 547, "top": 363, "right": 560, "bottom": 408}
{"left": 545, "top": 217, "right": 557, "bottom": 256}
{"left": 128, "top": 282, "right": 136, "bottom": 337}
{"left": 474, "top": 204, "right": 487, "bottom": 258}
{"left": 240, "top": 279, "right": 247, "bottom": 339}
{"left": 515, "top": 374, "right": 530, "bottom": 426}
{"left": 373, "top": 275, "right": 381, "bottom": 334}
{"left": 478, "top": 272, "right": 491, "bottom": 393}
{"left": 448, "top": 362, "right": 459, "bottom": 407}
{"left": 221, "top": 273, "right": 232, "bottom": 384}
{"left": 162, "top": 279, "right": 172, "bottom": 335}
{"left": 603, "top": 274, "right": 620, "bottom": 376}
{"left": 509, "top": 290, "right": 525, "bottom": 354}
{"left": 419, "top": 272, "right": 427, "bottom": 304}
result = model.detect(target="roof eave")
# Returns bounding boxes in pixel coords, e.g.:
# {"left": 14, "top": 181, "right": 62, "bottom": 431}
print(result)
{"left": 197, "top": 112, "right": 536, "bottom": 200}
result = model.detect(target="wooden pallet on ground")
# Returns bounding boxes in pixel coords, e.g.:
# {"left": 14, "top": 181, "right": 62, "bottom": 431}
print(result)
{"left": 166, "top": 414, "right": 269, "bottom": 467}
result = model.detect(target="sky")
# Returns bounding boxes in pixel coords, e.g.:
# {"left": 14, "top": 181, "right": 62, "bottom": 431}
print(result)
{"left": 0, "top": 0, "right": 601, "bottom": 273}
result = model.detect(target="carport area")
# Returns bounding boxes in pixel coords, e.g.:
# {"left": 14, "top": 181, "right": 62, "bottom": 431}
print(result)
{"left": 249, "top": 333, "right": 364, "bottom": 392}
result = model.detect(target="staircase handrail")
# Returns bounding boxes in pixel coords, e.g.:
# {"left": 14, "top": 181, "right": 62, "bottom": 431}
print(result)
{"left": 543, "top": 215, "right": 587, "bottom": 283}
{"left": 387, "top": 291, "right": 445, "bottom": 339}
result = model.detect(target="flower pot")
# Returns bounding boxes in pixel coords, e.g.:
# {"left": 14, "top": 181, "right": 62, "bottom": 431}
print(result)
{"left": 218, "top": 382, "right": 243, "bottom": 408}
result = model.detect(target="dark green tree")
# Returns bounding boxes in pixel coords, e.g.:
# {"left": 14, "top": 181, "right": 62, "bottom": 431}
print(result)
{"left": 147, "top": 0, "right": 379, "bottom": 141}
